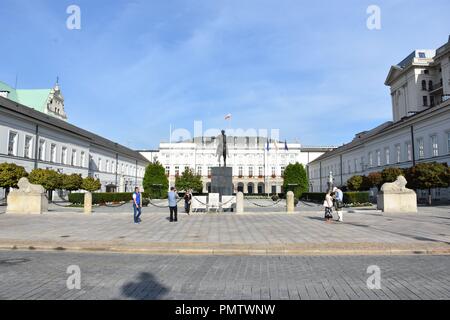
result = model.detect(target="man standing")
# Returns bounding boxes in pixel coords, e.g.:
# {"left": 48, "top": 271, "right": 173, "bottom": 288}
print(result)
{"left": 333, "top": 187, "right": 344, "bottom": 222}
{"left": 168, "top": 187, "right": 179, "bottom": 222}
{"left": 132, "top": 187, "right": 142, "bottom": 224}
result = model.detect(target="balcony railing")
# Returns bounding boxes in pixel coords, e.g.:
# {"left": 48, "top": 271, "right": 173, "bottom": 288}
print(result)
{"left": 429, "top": 81, "right": 443, "bottom": 91}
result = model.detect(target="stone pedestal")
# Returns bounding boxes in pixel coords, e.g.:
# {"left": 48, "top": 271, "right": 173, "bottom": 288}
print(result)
{"left": 236, "top": 192, "right": 244, "bottom": 214}
{"left": 6, "top": 193, "right": 48, "bottom": 214}
{"left": 211, "top": 167, "right": 233, "bottom": 198}
{"left": 286, "top": 191, "right": 295, "bottom": 213}
{"left": 377, "top": 192, "right": 417, "bottom": 213}
{"left": 84, "top": 192, "right": 92, "bottom": 214}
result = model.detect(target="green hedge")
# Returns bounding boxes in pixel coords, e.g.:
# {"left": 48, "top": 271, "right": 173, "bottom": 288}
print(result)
{"left": 301, "top": 192, "right": 369, "bottom": 204}
{"left": 69, "top": 192, "right": 150, "bottom": 205}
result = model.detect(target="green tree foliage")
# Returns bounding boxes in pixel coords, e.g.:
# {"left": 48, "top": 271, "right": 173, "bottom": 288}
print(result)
{"left": 175, "top": 168, "right": 203, "bottom": 193}
{"left": 404, "top": 162, "right": 449, "bottom": 205}
{"left": 381, "top": 167, "right": 404, "bottom": 184}
{"left": 81, "top": 176, "right": 102, "bottom": 192}
{"left": 28, "top": 169, "right": 62, "bottom": 191}
{"left": 143, "top": 162, "right": 169, "bottom": 199}
{"left": 366, "top": 172, "right": 383, "bottom": 190}
{"left": 347, "top": 175, "right": 364, "bottom": 191}
{"left": 61, "top": 174, "right": 83, "bottom": 192}
{"left": 282, "top": 162, "right": 308, "bottom": 199}
{"left": 0, "top": 163, "right": 28, "bottom": 192}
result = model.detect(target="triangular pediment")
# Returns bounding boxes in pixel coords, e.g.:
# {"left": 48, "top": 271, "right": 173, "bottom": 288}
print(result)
{"left": 384, "top": 65, "right": 404, "bottom": 86}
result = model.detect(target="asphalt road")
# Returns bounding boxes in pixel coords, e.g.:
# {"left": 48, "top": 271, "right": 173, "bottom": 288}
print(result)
{"left": 0, "top": 250, "right": 449, "bottom": 300}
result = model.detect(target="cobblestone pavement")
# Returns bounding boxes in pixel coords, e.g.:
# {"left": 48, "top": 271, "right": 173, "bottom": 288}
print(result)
{"left": 0, "top": 251, "right": 448, "bottom": 300}
{"left": 0, "top": 203, "right": 449, "bottom": 247}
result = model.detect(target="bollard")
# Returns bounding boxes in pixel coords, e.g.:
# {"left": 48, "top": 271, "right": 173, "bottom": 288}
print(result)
{"left": 286, "top": 191, "right": 295, "bottom": 213}
{"left": 84, "top": 191, "right": 92, "bottom": 214}
{"left": 236, "top": 192, "right": 244, "bottom": 214}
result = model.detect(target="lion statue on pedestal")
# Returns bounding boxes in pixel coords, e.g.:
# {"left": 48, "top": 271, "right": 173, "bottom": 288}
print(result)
{"left": 380, "top": 176, "right": 413, "bottom": 193}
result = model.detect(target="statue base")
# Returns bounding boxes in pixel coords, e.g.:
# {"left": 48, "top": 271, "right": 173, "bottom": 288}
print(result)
{"left": 6, "top": 193, "right": 48, "bottom": 214}
{"left": 377, "top": 191, "right": 417, "bottom": 214}
{"left": 211, "top": 167, "right": 233, "bottom": 197}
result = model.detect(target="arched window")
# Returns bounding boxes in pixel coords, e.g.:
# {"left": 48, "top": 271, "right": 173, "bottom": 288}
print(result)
{"left": 428, "top": 80, "right": 433, "bottom": 91}
{"left": 421, "top": 80, "right": 427, "bottom": 90}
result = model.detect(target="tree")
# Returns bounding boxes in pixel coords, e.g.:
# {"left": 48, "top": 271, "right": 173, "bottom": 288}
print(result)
{"left": 381, "top": 167, "right": 404, "bottom": 184}
{"left": 366, "top": 172, "right": 383, "bottom": 190}
{"left": 405, "top": 162, "right": 449, "bottom": 205}
{"left": 62, "top": 174, "right": 83, "bottom": 192}
{"left": 347, "top": 175, "right": 364, "bottom": 191}
{"left": 81, "top": 176, "right": 102, "bottom": 192}
{"left": 143, "top": 162, "right": 169, "bottom": 199}
{"left": 0, "top": 163, "right": 28, "bottom": 199}
{"left": 282, "top": 162, "right": 308, "bottom": 199}
{"left": 175, "top": 168, "right": 203, "bottom": 193}
{"left": 28, "top": 169, "right": 63, "bottom": 200}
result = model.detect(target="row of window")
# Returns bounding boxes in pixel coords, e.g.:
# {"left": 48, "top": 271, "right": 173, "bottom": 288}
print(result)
{"left": 165, "top": 166, "right": 286, "bottom": 177}
{"left": 311, "top": 132, "right": 450, "bottom": 178}
{"left": 6, "top": 131, "right": 145, "bottom": 177}
{"left": 7, "top": 131, "right": 87, "bottom": 167}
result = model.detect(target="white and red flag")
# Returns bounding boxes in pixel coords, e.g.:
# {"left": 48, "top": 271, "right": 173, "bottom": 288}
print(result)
{"left": 224, "top": 113, "right": 232, "bottom": 120}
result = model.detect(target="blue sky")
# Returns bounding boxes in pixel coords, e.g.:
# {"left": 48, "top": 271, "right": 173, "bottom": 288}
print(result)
{"left": 1, "top": 0, "right": 449, "bottom": 150}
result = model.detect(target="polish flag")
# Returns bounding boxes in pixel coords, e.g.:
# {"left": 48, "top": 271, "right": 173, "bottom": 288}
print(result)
{"left": 224, "top": 113, "right": 232, "bottom": 120}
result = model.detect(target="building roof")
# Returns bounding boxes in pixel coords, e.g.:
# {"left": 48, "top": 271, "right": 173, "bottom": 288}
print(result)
{"left": 0, "top": 81, "right": 52, "bottom": 113}
{"left": 0, "top": 96, "right": 149, "bottom": 163}
{"left": 309, "top": 100, "right": 450, "bottom": 165}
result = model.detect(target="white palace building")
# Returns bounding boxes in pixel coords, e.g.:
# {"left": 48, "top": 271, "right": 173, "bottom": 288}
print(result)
{"left": 0, "top": 80, "right": 148, "bottom": 198}
{"left": 140, "top": 137, "right": 332, "bottom": 194}
{"left": 308, "top": 36, "right": 450, "bottom": 201}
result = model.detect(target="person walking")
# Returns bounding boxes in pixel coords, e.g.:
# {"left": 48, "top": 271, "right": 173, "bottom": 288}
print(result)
{"left": 184, "top": 189, "right": 192, "bottom": 215}
{"left": 132, "top": 187, "right": 142, "bottom": 224}
{"left": 323, "top": 191, "right": 334, "bottom": 223}
{"left": 333, "top": 187, "right": 344, "bottom": 222}
{"left": 168, "top": 187, "right": 179, "bottom": 222}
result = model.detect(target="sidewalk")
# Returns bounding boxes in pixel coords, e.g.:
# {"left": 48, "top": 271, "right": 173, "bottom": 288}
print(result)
{"left": 0, "top": 204, "right": 449, "bottom": 256}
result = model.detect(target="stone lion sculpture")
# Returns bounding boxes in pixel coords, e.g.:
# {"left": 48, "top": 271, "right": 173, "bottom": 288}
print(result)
{"left": 14, "top": 177, "right": 45, "bottom": 194}
{"left": 380, "top": 176, "right": 413, "bottom": 193}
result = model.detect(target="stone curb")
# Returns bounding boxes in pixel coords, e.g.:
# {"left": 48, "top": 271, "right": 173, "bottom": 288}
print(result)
{"left": 1, "top": 240, "right": 449, "bottom": 256}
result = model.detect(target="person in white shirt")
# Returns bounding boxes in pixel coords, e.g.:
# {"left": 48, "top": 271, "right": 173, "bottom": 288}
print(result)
{"left": 323, "top": 191, "right": 334, "bottom": 223}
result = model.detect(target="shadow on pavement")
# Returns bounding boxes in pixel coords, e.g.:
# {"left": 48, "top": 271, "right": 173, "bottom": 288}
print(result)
{"left": 120, "top": 272, "right": 168, "bottom": 300}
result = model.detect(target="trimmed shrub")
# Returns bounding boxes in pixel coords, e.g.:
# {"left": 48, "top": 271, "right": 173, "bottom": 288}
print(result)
{"left": 143, "top": 162, "right": 169, "bottom": 199}
{"left": 69, "top": 192, "right": 150, "bottom": 205}
{"left": 282, "top": 162, "right": 309, "bottom": 199}
{"left": 343, "top": 192, "right": 369, "bottom": 204}
{"left": 347, "top": 175, "right": 364, "bottom": 191}
{"left": 302, "top": 192, "right": 369, "bottom": 204}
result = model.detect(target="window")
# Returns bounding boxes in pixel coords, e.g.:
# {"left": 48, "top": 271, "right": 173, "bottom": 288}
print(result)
{"left": 259, "top": 166, "right": 264, "bottom": 177}
{"left": 207, "top": 167, "right": 211, "bottom": 177}
{"left": 185, "top": 166, "right": 189, "bottom": 173}
{"left": 8, "top": 131, "right": 18, "bottom": 156}
{"left": 106, "top": 160, "right": 109, "bottom": 172}
{"left": 423, "top": 96, "right": 428, "bottom": 106}
{"left": 354, "top": 159, "right": 358, "bottom": 172}
{"left": 197, "top": 166, "right": 202, "bottom": 176}
{"left": 249, "top": 166, "right": 254, "bottom": 177}
{"left": 385, "top": 148, "right": 390, "bottom": 165}
{"left": 38, "top": 139, "right": 46, "bottom": 161}
{"left": 421, "top": 80, "right": 427, "bottom": 90}
{"left": 376, "top": 150, "right": 381, "bottom": 166}
{"left": 165, "top": 166, "right": 170, "bottom": 176}
{"left": 121, "top": 163, "right": 124, "bottom": 174}
{"left": 417, "top": 138, "right": 424, "bottom": 159}
{"left": 424, "top": 69, "right": 429, "bottom": 74}
{"left": 238, "top": 166, "right": 243, "bottom": 177}
{"left": 448, "top": 132, "right": 450, "bottom": 154}
{"left": 175, "top": 166, "right": 180, "bottom": 176}
{"left": 368, "top": 152, "right": 373, "bottom": 167}
{"left": 431, "top": 135, "right": 438, "bottom": 157}
{"left": 51, "top": 144, "right": 57, "bottom": 163}
{"left": 71, "top": 149, "right": 77, "bottom": 166}
{"left": 24, "top": 136, "right": 33, "bottom": 158}
{"left": 271, "top": 166, "right": 276, "bottom": 176}
{"left": 430, "top": 96, "right": 435, "bottom": 107}
{"left": 80, "top": 152, "right": 85, "bottom": 167}
{"left": 418, "top": 52, "right": 426, "bottom": 58}
{"left": 406, "top": 142, "right": 412, "bottom": 161}
{"left": 395, "top": 145, "right": 401, "bottom": 163}
{"left": 428, "top": 80, "right": 433, "bottom": 91}
{"left": 347, "top": 160, "right": 351, "bottom": 174}
{"left": 62, "top": 147, "right": 67, "bottom": 164}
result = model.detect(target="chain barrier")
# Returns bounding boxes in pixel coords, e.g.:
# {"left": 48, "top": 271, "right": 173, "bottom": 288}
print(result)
{"left": 244, "top": 197, "right": 284, "bottom": 208}
{"left": 146, "top": 197, "right": 184, "bottom": 208}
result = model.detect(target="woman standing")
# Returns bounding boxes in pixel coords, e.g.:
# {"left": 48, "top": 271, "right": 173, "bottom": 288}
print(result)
{"left": 323, "top": 191, "right": 334, "bottom": 223}
{"left": 184, "top": 189, "right": 192, "bottom": 215}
